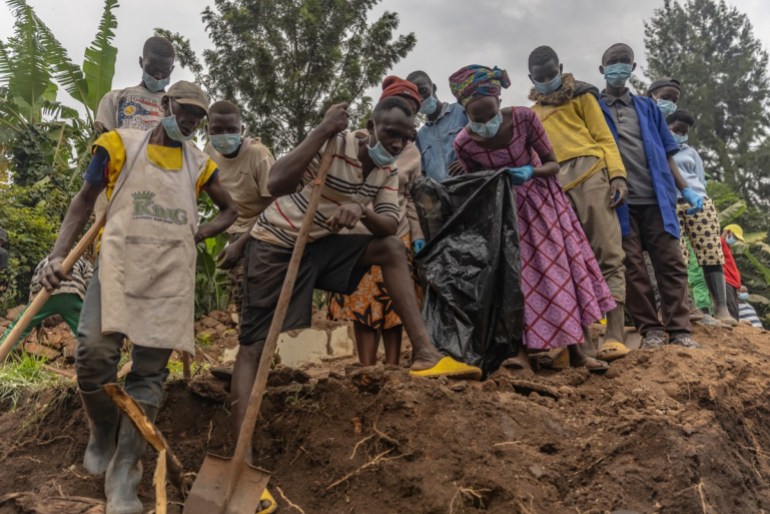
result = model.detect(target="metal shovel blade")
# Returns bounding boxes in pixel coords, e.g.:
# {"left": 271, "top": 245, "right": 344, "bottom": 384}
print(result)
{"left": 183, "top": 452, "right": 270, "bottom": 514}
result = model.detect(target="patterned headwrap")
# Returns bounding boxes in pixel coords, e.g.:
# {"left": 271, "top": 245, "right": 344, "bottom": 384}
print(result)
{"left": 448, "top": 65, "right": 511, "bottom": 106}
{"left": 379, "top": 75, "right": 422, "bottom": 113}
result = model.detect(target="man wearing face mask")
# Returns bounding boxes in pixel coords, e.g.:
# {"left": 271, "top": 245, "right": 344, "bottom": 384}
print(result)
{"left": 598, "top": 43, "right": 702, "bottom": 350}
{"left": 206, "top": 100, "right": 276, "bottom": 316}
{"left": 95, "top": 36, "right": 176, "bottom": 134}
{"left": 231, "top": 77, "right": 481, "bottom": 466}
{"left": 407, "top": 70, "right": 468, "bottom": 181}
{"left": 527, "top": 45, "right": 630, "bottom": 362}
{"left": 721, "top": 224, "right": 745, "bottom": 320}
{"left": 41, "top": 80, "right": 237, "bottom": 514}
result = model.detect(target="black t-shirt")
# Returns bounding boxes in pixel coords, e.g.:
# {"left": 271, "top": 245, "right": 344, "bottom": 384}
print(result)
{"left": 0, "top": 248, "right": 8, "bottom": 270}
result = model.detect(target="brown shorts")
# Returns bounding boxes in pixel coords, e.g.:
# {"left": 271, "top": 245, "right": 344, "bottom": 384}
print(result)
{"left": 239, "top": 235, "right": 373, "bottom": 345}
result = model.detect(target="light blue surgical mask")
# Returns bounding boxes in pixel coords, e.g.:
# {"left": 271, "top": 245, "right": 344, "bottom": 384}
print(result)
{"left": 738, "top": 292, "right": 750, "bottom": 301}
{"left": 656, "top": 98, "right": 677, "bottom": 117}
{"left": 161, "top": 103, "right": 195, "bottom": 142}
{"left": 419, "top": 95, "right": 438, "bottom": 115}
{"left": 604, "top": 63, "right": 633, "bottom": 87}
{"left": 368, "top": 123, "right": 396, "bottom": 167}
{"left": 671, "top": 132, "right": 688, "bottom": 145}
{"left": 210, "top": 133, "right": 242, "bottom": 155}
{"left": 726, "top": 236, "right": 737, "bottom": 246}
{"left": 469, "top": 111, "right": 502, "bottom": 139}
{"left": 534, "top": 74, "right": 562, "bottom": 94}
{"left": 143, "top": 71, "right": 170, "bottom": 93}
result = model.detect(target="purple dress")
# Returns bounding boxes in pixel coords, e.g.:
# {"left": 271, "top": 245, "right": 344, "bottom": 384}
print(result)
{"left": 454, "top": 107, "right": 615, "bottom": 350}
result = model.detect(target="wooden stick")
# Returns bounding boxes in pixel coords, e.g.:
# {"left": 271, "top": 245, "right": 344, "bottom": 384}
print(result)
{"left": 182, "top": 352, "right": 192, "bottom": 380}
{"left": 227, "top": 136, "right": 339, "bottom": 492}
{"left": 154, "top": 449, "right": 168, "bottom": 514}
{"left": 0, "top": 213, "right": 106, "bottom": 363}
{"left": 102, "top": 383, "right": 188, "bottom": 495}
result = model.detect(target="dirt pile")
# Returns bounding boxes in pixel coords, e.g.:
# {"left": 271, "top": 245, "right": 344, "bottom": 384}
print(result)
{"left": 0, "top": 323, "right": 769, "bottom": 513}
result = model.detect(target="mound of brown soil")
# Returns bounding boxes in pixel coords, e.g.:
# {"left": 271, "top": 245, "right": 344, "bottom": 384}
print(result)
{"left": 0, "top": 324, "right": 769, "bottom": 513}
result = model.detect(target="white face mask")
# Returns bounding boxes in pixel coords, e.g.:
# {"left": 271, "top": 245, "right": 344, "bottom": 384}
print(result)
{"left": 161, "top": 102, "right": 195, "bottom": 142}
{"left": 367, "top": 122, "right": 396, "bottom": 167}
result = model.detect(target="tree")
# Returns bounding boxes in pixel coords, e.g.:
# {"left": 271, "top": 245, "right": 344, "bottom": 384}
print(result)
{"left": 157, "top": 0, "right": 415, "bottom": 154}
{"left": 0, "top": 0, "right": 118, "bottom": 308}
{"left": 641, "top": 0, "right": 770, "bottom": 207}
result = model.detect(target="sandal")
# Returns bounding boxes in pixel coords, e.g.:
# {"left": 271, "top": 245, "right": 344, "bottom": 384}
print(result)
{"left": 257, "top": 488, "right": 277, "bottom": 514}
{"left": 596, "top": 340, "right": 630, "bottom": 362}
{"left": 410, "top": 356, "right": 483, "bottom": 380}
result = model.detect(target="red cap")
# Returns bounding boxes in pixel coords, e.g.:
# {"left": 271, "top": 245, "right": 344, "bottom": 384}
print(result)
{"left": 379, "top": 75, "right": 421, "bottom": 113}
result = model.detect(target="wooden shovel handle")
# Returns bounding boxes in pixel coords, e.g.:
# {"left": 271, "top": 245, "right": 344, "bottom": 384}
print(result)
{"left": 0, "top": 213, "right": 106, "bottom": 363}
{"left": 231, "top": 135, "right": 339, "bottom": 463}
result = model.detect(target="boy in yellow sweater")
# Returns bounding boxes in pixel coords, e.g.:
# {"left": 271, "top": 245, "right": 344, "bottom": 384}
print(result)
{"left": 528, "top": 46, "right": 629, "bottom": 360}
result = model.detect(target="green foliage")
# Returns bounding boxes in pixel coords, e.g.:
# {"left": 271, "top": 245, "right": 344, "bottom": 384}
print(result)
{"left": 82, "top": 0, "right": 119, "bottom": 116}
{"left": 158, "top": 0, "right": 416, "bottom": 154}
{"left": 642, "top": 0, "right": 770, "bottom": 207}
{"left": 195, "top": 195, "right": 230, "bottom": 317}
{"left": 0, "top": 0, "right": 118, "bottom": 309}
{"left": 0, "top": 182, "right": 61, "bottom": 311}
{"left": 0, "top": 352, "right": 65, "bottom": 409}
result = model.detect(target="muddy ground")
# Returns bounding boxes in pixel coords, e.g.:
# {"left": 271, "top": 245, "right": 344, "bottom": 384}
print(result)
{"left": 0, "top": 321, "right": 769, "bottom": 514}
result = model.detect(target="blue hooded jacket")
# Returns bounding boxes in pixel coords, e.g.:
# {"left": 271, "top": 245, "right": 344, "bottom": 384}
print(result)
{"left": 598, "top": 93, "right": 681, "bottom": 238}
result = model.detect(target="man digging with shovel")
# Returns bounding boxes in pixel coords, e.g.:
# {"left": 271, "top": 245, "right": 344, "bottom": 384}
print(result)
{"left": 42, "top": 81, "right": 236, "bottom": 514}
{"left": 231, "top": 77, "right": 481, "bottom": 468}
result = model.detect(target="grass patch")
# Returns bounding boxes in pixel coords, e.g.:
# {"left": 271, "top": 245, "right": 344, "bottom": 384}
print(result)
{"left": 0, "top": 353, "right": 67, "bottom": 409}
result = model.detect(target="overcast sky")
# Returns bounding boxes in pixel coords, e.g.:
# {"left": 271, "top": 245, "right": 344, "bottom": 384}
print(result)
{"left": 1, "top": 0, "right": 769, "bottom": 111}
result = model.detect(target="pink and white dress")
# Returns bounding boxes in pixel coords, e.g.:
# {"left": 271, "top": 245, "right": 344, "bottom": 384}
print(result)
{"left": 454, "top": 106, "right": 615, "bottom": 350}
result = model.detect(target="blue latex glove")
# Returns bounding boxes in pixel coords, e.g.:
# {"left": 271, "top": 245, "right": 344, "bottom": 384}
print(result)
{"left": 681, "top": 187, "right": 704, "bottom": 215}
{"left": 413, "top": 239, "right": 425, "bottom": 254}
{"left": 506, "top": 165, "right": 534, "bottom": 186}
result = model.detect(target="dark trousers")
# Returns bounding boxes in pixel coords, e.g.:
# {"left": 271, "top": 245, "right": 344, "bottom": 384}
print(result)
{"left": 726, "top": 284, "right": 740, "bottom": 320}
{"left": 623, "top": 204, "right": 691, "bottom": 336}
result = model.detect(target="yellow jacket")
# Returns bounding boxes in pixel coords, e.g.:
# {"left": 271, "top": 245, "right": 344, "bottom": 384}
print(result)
{"left": 530, "top": 74, "right": 626, "bottom": 191}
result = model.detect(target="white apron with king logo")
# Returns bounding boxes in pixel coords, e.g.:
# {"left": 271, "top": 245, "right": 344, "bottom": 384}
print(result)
{"left": 99, "top": 129, "right": 205, "bottom": 354}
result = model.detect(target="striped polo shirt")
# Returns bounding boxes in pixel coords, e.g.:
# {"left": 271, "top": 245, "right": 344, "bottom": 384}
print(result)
{"left": 252, "top": 131, "right": 399, "bottom": 248}
{"left": 29, "top": 256, "right": 93, "bottom": 300}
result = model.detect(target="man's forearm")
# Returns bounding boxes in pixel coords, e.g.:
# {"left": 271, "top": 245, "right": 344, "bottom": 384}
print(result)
{"left": 360, "top": 209, "right": 398, "bottom": 237}
{"left": 50, "top": 191, "right": 96, "bottom": 260}
{"left": 268, "top": 126, "right": 334, "bottom": 197}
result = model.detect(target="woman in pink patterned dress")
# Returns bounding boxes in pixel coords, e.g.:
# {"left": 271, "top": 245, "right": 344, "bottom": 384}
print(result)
{"left": 449, "top": 65, "right": 614, "bottom": 372}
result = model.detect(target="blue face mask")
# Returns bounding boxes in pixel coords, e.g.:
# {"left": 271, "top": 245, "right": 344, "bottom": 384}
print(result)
{"left": 161, "top": 103, "right": 195, "bottom": 142}
{"left": 469, "top": 111, "right": 502, "bottom": 139}
{"left": 368, "top": 124, "right": 396, "bottom": 167}
{"left": 534, "top": 74, "right": 562, "bottom": 94}
{"left": 143, "top": 71, "right": 170, "bottom": 93}
{"left": 210, "top": 133, "right": 241, "bottom": 155}
{"left": 726, "top": 236, "right": 737, "bottom": 246}
{"left": 671, "top": 132, "right": 688, "bottom": 145}
{"left": 738, "top": 292, "right": 750, "bottom": 301}
{"left": 604, "top": 63, "right": 633, "bottom": 87}
{"left": 656, "top": 98, "right": 677, "bottom": 117}
{"left": 419, "top": 95, "right": 438, "bottom": 115}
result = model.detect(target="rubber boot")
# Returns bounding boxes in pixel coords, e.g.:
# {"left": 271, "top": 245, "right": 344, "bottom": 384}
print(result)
{"left": 704, "top": 269, "right": 738, "bottom": 326}
{"left": 105, "top": 402, "right": 158, "bottom": 514}
{"left": 79, "top": 388, "right": 119, "bottom": 475}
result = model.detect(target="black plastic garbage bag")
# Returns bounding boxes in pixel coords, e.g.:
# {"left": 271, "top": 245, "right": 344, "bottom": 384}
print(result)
{"left": 412, "top": 170, "right": 524, "bottom": 376}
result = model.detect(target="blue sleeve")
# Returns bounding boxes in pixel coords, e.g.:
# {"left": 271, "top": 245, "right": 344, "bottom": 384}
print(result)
{"left": 83, "top": 146, "right": 110, "bottom": 187}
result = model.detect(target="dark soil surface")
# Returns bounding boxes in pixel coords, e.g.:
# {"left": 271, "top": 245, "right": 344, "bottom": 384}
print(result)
{"left": 1, "top": 323, "right": 769, "bottom": 513}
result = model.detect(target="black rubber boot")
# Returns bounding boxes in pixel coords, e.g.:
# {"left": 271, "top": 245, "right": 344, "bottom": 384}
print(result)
{"left": 105, "top": 402, "right": 158, "bottom": 514}
{"left": 79, "top": 388, "right": 119, "bottom": 475}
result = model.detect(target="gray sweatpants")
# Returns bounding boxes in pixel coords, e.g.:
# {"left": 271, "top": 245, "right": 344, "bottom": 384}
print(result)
{"left": 76, "top": 265, "right": 171, "bottom": 407}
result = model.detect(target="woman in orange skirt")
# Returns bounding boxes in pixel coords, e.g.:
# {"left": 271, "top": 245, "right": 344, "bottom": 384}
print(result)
{"left": 329, "top": 136, "right": 424, "bottom": 365}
